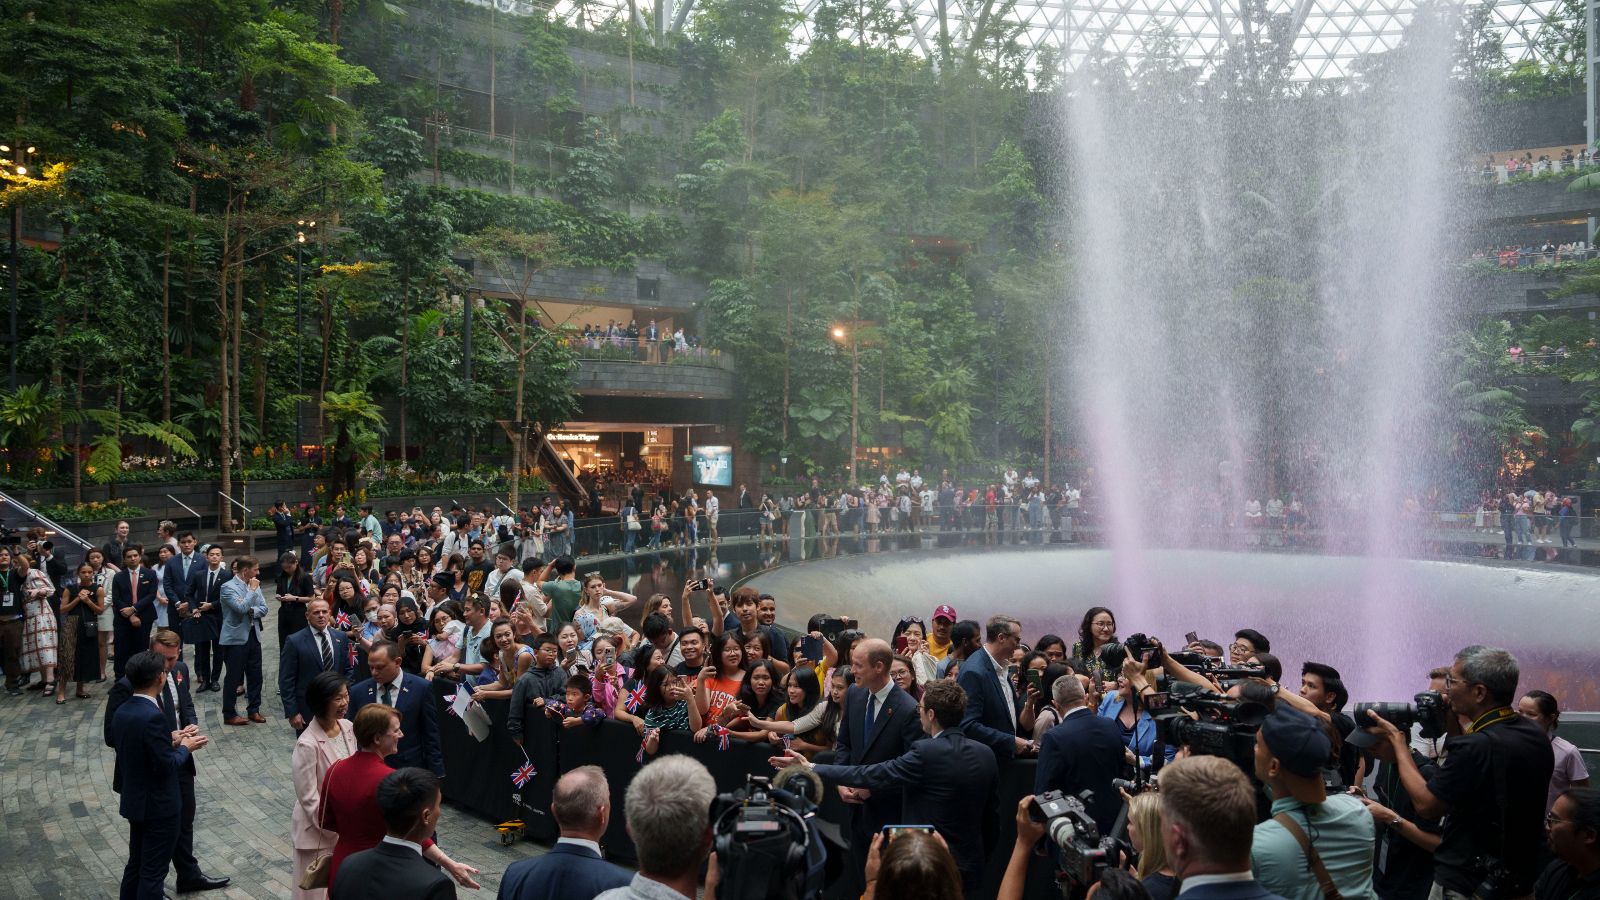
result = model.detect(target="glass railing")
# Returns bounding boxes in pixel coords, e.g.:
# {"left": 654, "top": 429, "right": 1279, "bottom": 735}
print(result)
{"left": 568, "top": 336, "right": 732, "bottom": 370}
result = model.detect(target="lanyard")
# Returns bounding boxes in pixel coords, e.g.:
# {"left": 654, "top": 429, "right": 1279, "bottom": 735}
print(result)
{"left": 1467, "top": 707, "right": 1518, "bottom": 734}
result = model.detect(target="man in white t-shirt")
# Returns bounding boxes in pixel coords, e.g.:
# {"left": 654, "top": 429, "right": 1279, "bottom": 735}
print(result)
{"left": 705, "top": 491, "right": 720, "bottom": 541}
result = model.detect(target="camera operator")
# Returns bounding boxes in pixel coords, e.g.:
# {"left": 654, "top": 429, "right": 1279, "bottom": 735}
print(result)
{"left": 1348, "top": 669, "right": 1448, "bottom": 900}
{"left": 595, "top": 755, "right": 717, "bottom": 900}
{"left": 1360, "top": 646, "right": 1553, "bottom": 900}
{"left": 770, "top": 679, "right": 998, "bottom": 897}
{"left": 1250, "top": 707, "right": 1378, "bottom": 900}
{"left": 1036, "top": 669, "right": 1127, "bottom": 836}
{"left": 1536, "top": 788, "right": 1600, "bottom": 900}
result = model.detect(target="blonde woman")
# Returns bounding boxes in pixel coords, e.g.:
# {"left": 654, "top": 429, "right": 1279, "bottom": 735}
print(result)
{"left": 1126, "top": 791, "right": 1177, "bottom": 900}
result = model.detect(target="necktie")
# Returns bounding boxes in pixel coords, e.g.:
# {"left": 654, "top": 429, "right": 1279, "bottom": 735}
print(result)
{"left": 864, "top": 694, "right": 877, "bottom": 737}
{"left": 318, "top": 631, "right": 333, "bottom": 672}
{"left": 207, "top": 570, "right": 215, "bottom": 598}
{"left": 159, "top": 679, "right": 178, "bottom": 731}
{"left": 381, "top": 684, "right": 394, "bottom": 707}
{"left": 182, "top": 555, "right": 192, "bottom": 578}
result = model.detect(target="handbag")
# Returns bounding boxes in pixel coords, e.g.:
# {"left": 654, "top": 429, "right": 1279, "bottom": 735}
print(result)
{"left": 79, "top": 614, "right": 98, "bottom": 641}
{"left": 299, "top": 756, "right": 346, "bottom": 890}
{"left": 626, "top": 513, "right": 641, "bottom": 531}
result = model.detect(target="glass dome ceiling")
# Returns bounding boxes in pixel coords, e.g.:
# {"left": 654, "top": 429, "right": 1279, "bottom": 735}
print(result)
{"left": 495, "top": 0, "right": 1575, "bottom": 81}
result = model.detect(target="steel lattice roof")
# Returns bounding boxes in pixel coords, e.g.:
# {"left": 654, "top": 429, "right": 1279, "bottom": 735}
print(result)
{"left": 477, "top": 0, "right": 1575, "bottom": 81}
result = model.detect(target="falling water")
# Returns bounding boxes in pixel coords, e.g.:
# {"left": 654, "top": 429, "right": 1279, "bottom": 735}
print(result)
{"left": 1063, "top": 23, "right": 1462, "bottom": 699}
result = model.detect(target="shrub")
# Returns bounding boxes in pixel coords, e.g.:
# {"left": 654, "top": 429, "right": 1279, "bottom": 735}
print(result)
{"left": 35, "top": 499, "right": 145, "bottom": 522}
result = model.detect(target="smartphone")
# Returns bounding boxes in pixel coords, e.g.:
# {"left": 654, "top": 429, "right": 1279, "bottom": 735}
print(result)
{"left": 1184, "top": 631, "right": 1199, "bottom": 646}
{"left": 800, "top": 635, "right": 825, "bottom": 661}
{"left": 1025, "top": 669, "right": 1044, "bottom": 691}
{"left": 882, "top": 825, "right": 937, "bottom": 840}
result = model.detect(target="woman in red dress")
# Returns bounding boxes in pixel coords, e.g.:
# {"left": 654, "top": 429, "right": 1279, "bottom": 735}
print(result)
{"left": 318, "top": 704, "right": 479, "bottom": 890}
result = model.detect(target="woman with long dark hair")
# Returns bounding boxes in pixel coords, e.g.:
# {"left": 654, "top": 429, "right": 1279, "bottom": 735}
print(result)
{"left": 1071, "top": 607, "right": 1117, "bottom": 687}
{"left": 723, "top": 658, "right": 782, "bottom": 743}
{"left": 695, "top": 630, "right": 747, "bottom": 725}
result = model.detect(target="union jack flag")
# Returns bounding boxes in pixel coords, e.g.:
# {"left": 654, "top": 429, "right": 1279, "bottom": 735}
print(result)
{"left": 625, "top": 684, "right": 646, "bottom": 714}
{"left": 780, "top": 734, "right": 794, "bottom": 751}
{"left": 511, "top": 761, "right": 536, "bottom": 788}
{"left": 334, "top": 610, "right": 352, "bottom": 629}
{"left": 636, "top": 728, "right": 659, "bottom": 763}
{"left": 710, "top": 724, "right": 731, "bottom": 751}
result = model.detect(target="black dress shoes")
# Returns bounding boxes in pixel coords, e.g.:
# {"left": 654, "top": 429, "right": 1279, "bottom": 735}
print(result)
{"left": 176, "top": 873, "right": 230, "bottom": 892}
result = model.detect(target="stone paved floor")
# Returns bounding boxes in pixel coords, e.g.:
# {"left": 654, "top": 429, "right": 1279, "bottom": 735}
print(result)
{"left": 0, "top": 594, "right": 551, "bottom": 900}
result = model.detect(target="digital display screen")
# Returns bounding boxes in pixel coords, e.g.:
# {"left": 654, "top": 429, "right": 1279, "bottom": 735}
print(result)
{"left": 691, "top": 445, "right": 733, "bottom": 486}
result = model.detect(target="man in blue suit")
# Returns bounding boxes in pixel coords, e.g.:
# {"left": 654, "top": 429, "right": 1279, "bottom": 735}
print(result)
{"left": 958, "top": 614, "right": 1031, "bottom": 762}
{"left": 279, "top": 597, "right": 354, "bottom": 732}
{"left": 112, "top": 547, "right": 159, "bottom": 679}
{"left": 831, "top": 638, "right": 924, "bottom": 896}
{"left": 1035, "top": 672, "right": 1129, "bottom": 836}
{"left": 1158, "top": 755, "right": 1288, "bottom": 900}
{"left": 771, "top": 679, "right": 998, "bottom": 896}
{"left": 181, "top": 544, "right": 230, "bottom": 692}
{"left": 349, "top": 640, "right": 444, "bottom": 776}
{"left": 497, "top": 766, "right": 631, "bottom": 900}
{"left": 112, "top": 649, "right": 210, "bottom": 900}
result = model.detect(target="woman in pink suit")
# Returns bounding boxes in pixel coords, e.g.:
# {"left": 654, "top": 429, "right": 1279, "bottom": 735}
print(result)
{"left": 291, "top": 671, "right": 356, "bottom": 899}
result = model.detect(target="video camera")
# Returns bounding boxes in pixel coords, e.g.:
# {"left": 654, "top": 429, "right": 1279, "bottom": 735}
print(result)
{"left": 1353, "top": 691, "right": 1449, "bottom": 740}
{"left": 1031, "top": 790, "right": 1121, "bottom": 893}
{"left": 710, "top": 774, "right": 833, "bottom": 900}
{"left": 1146, "top": 682, "right": 1268, "bottom": 775}
{"left": 1165, "top": 650, "right": 1270, "bottom": 686}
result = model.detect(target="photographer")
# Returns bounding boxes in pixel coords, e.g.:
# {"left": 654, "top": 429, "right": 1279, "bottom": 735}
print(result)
{"left": 1349, "top": 670, "right": 1447, "bottom": 900}
{"left": 1249, "top": 707, "right": 1378, "bottom": 900}
{"left": 1360, "top": 646, "right": 1553, "bottom": 900}
{"left": 1299, "top": 662, "right": 1361, "bottom": 788}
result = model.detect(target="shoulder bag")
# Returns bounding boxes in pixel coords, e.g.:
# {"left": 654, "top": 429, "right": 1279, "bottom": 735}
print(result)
{"left": 1272, "top": 811, "right": 1344, "bottom": 900}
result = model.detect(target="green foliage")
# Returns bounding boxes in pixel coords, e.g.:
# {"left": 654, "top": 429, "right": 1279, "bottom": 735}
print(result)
{"left": 36, "top": 500, "right": 145, "bottom": 523}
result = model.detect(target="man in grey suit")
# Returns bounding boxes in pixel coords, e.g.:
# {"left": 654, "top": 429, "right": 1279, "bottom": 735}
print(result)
{"left": 218, "top": 556, "right": 268, "bottom": 726}
{"left": 331, "top": 768, "right": 457, "bottom": 900}
{"left": 770, "top": 678, "right": 999, "bottom": 896}
{"left": 497, "top": 767, "right": 631, "bottom": 900}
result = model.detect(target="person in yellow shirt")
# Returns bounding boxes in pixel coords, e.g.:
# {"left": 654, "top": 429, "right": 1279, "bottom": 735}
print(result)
{"left": 925, "top": 605, "right": 957, "bottom": 660}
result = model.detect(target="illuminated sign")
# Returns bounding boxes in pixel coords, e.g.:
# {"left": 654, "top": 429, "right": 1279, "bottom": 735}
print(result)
{"left": 550, "top": 432, "right": 601, "bottom": 443}
{"left": 692, "top": 445, "right": 733, "bottom": 486}
{"left": 644, "top": 430, "right": 661, "bottom": 445}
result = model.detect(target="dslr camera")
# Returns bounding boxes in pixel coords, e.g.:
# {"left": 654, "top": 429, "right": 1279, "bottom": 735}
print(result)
{"left": 1030, "top": 790, "right": 1120, "bottom": 892}
{"left": 710, "top": 775, "right": 833, "bottom": 900}
{"left": 1353, "top": 691, "right": 1449, "bottom": 740}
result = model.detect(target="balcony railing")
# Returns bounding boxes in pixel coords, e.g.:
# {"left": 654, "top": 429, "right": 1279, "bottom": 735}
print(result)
{"left": 568, "top": 336, "right": 733, "bottom": 370}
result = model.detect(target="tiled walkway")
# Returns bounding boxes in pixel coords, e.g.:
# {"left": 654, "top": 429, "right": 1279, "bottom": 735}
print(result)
{"left": 0, "top": 598, "right": 547, "bottom": 900}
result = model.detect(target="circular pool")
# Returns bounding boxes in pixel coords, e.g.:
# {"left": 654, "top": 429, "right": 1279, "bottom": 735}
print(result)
{"left": 742, "top": 544, "right": 1600, "bottom": 707}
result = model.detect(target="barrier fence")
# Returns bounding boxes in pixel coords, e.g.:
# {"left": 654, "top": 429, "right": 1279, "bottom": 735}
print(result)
{"left": 428, "top": 678, "right": 1053, "bottom": 899}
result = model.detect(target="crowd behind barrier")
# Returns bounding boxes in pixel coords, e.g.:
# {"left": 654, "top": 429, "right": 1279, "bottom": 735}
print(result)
{"left": 428, "top": 678, "right": 1051, "bottom": 899}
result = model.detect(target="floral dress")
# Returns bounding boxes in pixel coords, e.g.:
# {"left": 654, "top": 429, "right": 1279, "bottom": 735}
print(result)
{"left": 20, "top": 568, "right": 58, "bottom": 672}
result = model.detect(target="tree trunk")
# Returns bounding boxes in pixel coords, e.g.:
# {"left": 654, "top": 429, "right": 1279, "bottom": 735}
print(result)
{"left": 253, "top": 312, "right": 267, "bottom": 441}
{"left": 161, "top": 226, "right": 172, "bottom": 421}
{"left": 397, "top": 261, "right": 409, "bottom": 464}
{"left": 509, "top": 294, "right": 527, "bottom": 512}
{"left": 218, "top": 192, "right": 234, "bottom": 532}
{"left": 782, "top": 289, "right": 792, "bottom": 457}
{"left": 71, "top": 356, "right": 85, "bottom": 506}
{"left": 231, "top": 220, "right": 245, "bottom": 462}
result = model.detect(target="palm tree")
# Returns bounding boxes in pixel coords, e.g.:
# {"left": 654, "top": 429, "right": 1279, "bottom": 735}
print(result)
{"left": 0, "top": 384, "right": 65, "bottom": 481}
{"left": 321, "top": 390, "right": 386, "bottom": 496}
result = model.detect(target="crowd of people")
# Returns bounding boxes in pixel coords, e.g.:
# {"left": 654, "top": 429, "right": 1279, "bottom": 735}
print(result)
{"left": 1472, "top": 242, "right": 1598, "bottom": 269}
{"left": 571, "top": 320, "right": 715, "bottom": 364}
{"left": 2, "top": 497, "right": 1595, "bottom": 900}
{"left": 1476, "top": 148, "right": 1598, "bottom": 181}
{"left": 1474, "top": 489, "right": 1583, "bottom": 548}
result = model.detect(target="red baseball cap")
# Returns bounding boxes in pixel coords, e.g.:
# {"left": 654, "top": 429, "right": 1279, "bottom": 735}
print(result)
{"left": 933, "top": 604, "right": 957, "bottom": 622}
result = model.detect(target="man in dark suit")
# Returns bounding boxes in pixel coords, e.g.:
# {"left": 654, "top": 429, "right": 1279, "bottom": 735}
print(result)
{"left": 162, "top": 532, "right": 200, "bottom": 628}
{"left": 280, "top": 597, "right": 354, "bottom": 732}
{"left": 104, "top": 630, "right": 229, "bottom": 894}
{"left": 831, "top": 638, "right": 924, "bottom": 896}
{"left": 331, "top": 767, "right": 457, "bottom": 900}
{"left": 349, "top": 641, "right": 444, "bottom": 776}
{"left": 771, "top": 679, "right": 998, "bottom": 896}
{"left": 958, "top": 614, "right": 1030, "bottom": 763}
{"left": 182, "top": 544, "right": 230, "bottom": 691}
{"left": 111, "top": 650, "right": 210, "bottom": 900}
{"left": 112, "top": 547, "right": 158, "bottom": 679}
{"left": 1035, "top": 670, "right": 1128, "bottom": 836}
{"left": 1157, "top": 755, "right": 1288, "bottom": 900}
{"left": 497, "top": 766, "right": 631, "bottom": 900}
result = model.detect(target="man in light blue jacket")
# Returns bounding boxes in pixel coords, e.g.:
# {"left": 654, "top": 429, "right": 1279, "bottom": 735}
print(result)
{"left": 218, "top": 555, "right": 269, "bottom": 726}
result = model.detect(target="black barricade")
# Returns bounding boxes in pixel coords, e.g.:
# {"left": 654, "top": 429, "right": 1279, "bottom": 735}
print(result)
{"left": 431, "top": 680, "right": 1066, "bottom": 898}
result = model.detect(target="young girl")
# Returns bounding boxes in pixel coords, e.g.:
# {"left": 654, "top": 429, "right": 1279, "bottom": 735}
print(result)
{"left": 587, "top": 636, "right": 629, "bottom": 717}
{"left": 694, "top": 631, "right": 746, "bottom": 725}
{"left": 636, "top": 666, "right": 703, "bottom": 757}
{"left": 749, "top": 665, "right": 848, "bottom": 755}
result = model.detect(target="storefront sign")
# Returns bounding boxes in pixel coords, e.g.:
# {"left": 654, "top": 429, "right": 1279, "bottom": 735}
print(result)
{"left": 551, "top": 432, "right": 601, "bottom": 443}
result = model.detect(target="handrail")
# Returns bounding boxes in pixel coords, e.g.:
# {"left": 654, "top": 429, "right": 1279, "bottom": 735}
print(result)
{"left": 216, "top": 491, "right": 253, "bottom": 515}
{"left": 495, "top": 498, "right": 516, "bottom": 515}
{"left": 0, "top": 489, "right": 94, "bottom": 551}
{"left": 167, "top": 494, "right": 204, "bottom": 532}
